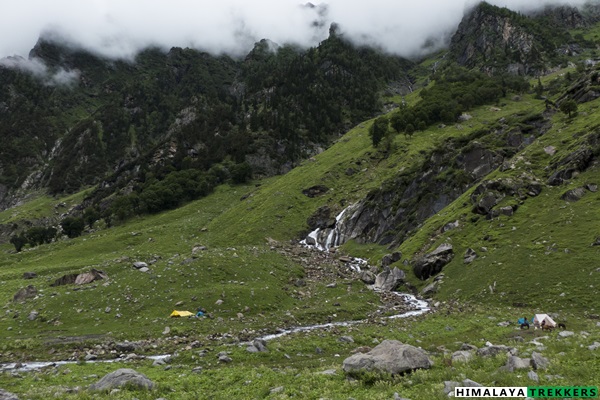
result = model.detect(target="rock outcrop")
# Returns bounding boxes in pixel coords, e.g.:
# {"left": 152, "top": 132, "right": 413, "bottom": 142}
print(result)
{"left": 450, "top": 2, "right": 547, "bottom": 75}
{"left": 413, "top": 244, "right": 454, "bottom": 280}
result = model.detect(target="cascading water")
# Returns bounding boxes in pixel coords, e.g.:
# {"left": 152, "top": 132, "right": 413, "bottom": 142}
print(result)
{"left": 301, "top": 204, "right": 358, "bottom": 251}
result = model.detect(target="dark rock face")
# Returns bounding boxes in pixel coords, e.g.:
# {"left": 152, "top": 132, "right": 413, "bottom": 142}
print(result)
{"left": 547, "top": 130, "right": 600, "bottom": 186}
{"left": 307, "top": 206, "right": 335, "bottom": 230}
{"left": 302, "top": 185, "right": 329, "bottom": 198}
{"left": 50, "top": 273, "right": 78, "bottom": 287}
{"left": 531, "top": 5, "right": 587, "bottom": 29}
{"left": 89, "top": 368, "right": 155, "bottom": 391}
{"left": 450, "top": 3, "right": 545, "bottom": 75}
{"left": 13, "top": 285, "right": 37, "bottom": 302}
{"left": 413, "top": 244, "right": 454, "bottom": 280}
{"left": 22, "top": 272, "right": 37, "bottom": 279}
{"left": 342, "top": 340, "right": 432, "bottom": 375}
{"left": 381, "top": 252, "right": 402, "bottom": 266}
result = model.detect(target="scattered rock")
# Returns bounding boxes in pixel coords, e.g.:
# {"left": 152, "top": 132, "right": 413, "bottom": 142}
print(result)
{"left": 22, "top": 272, "right": 37, "bottom": 280}
{"left": 219, "top": 355, "right": 232, "bottom": 363}
{"left": 413, "top": 243, "right": 454, "bottom": 280}
{"left": 13, "top": 285, "right": 37, "bottom": 302}
{"left": 501, "top": 356, "right": 531, "bottom": 372}
{"left": 339, "top": 336, "right": 354, "bottom": 343}
{"left": 373, "top": 267, "right": 405, "bottom": 291}
{"left": 342, "top": 340, "right": 432, "bottom": 375}
{"left": 561, "top": 187, "right": 587, "bottom": 202}
{"left": 544, "top": 146, "right": 556, "bottom": 155}
{"left": 89, "top": 369, "right": 154, "bottom": 391}
{"left": 138, "top": 267, "right": 150, "bottom": 273}
{"left": 381, "top": 252, "right": 402, "bottom": 266}
{"left": 587, "top": 342, "right": 600, "bottom": 351}
{"left": 215, "top": 299, "right": 224, "bottom": 306}
{"left": 443, "top": 381, "right": 460, "bottom": 395}
{"left": 442, "top": 220, "right": 459, "bottom": 232}
{"left": 132, "top": 262, "right": 148, "bottom": 269}
{"left": 464, "top": 248, "right": 477, "bottom": 264}
{"left": 247, "top": 339, "right": 268, "bottom": 353}
{"left": 451, "top": 351, "right": 473, "bottom": 363}
{"left": 530, "top": 352, "right": 549, "bottom": 370}
{"left": 0, "top": 389, "right": 19, "bottom": 400}
{"left": 460, "top": 343, "right": 478, "bottom": 351}
{"left": 463, "top": 379, "right": 483, "bottom": 388}
{"left": 27, "top": 311, "right": 39, "bottom": 321}
{"left": 319, "top": 369, "right": 337, "bottom": 376}
{"left": 162, "top": 327, "right": 170, "bottom": 335}
{"left": 420, "top": 281, "right": 441, "bottom": 297}
{"left": 586, "top": 183, "right": 598, "bottom": 192}
{"left": 270, "top": 386, "right": 284, "bottom": 394}
{"left": 192, "top": 245, "right": 208, "bottom": 255}
{"left": 476, "top": 345, "right": 513, "bottom": 357}
{"left": 302, "top": 185, "right": 329, "bottom": 198}
{"left": 528, "top": 370, "right": 539, "bottom": 382}
{"left": 359, "top": 271, "right": 376, "bottom": 285}
{"left": 558, "top": 331, "right": 574, "bottom": 338}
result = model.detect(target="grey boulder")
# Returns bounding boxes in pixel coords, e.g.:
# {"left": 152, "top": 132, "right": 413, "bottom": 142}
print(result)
{"left": 342, "top": 340, "right": 432, "bottom": 375}
{"left": 89, "top": 368, "right": 154, "bottom": 391}
{"left": 0, "top": 389, "right": 19, "bottom": 400}
{"left": 373, "top": 267, "right": 405, "bottom": 291}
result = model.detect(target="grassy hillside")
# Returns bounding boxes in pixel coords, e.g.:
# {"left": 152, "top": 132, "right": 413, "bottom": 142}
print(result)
{"left": 2, "top": 54, "right": 600, "bottom": 400}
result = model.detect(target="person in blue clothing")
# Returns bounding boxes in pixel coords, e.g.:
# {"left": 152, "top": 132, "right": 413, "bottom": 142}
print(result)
{"left": 519, "top": 316, "right": 529, "bottom": 329}
{"left": 196, "top": 307, "right": 206, "bottom": 317}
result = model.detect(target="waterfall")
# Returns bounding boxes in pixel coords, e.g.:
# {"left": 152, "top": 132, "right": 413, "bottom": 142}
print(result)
{"left": 301, "top": 204, "right": 357, "bottom": 251}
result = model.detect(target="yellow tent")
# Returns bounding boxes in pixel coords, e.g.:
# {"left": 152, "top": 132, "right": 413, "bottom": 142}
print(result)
{"left": 170, "top": 310, "right": 194, "bottom": 318}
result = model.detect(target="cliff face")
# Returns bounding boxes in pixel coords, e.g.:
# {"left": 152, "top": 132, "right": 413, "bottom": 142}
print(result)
{"left": 450, "top": 4, "right": 542, "bottom": 75}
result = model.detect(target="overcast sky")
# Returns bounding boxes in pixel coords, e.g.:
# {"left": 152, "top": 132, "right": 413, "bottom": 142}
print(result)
{"left": 0, "top": 0, "right": 593, "bottom": 60}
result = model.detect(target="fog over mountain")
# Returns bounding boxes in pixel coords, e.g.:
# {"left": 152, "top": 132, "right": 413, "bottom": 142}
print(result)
{"left": 0, "top": 0, "right": 593, "bottom": 60}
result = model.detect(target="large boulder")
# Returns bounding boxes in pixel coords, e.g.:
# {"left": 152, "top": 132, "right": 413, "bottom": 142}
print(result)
{"left": 501, "top": 356, "right": 531, "bottom": 372}
{"left": 75, "top": 269, "right": 108, "bottom": 285}
{"left": 373, "top": 267, "right": 405, "bottom": 291}
{"left": 89, "top": 368, "right": 155, "bottom": 391}
{"left": 530, "top": 352, "right": 549, "bottom": 370}
{"left": 50, "top": 273, "right": 78, "bottom": 287}
{"left": 561, "top": 187, "right": 587, "bottom": 202}
{"left": 476, "top": 344, "right": 514, "bottom": 357}
{"left": 342, "top": 340, "right": 432, "bottom": 375}
{"left": 413, "top": 244, "right": 454, "bottom": 280}
{"left": 0, "top": 389, "right": 19, "bottom": 400}
{"left": 13, "top": 285, "right": 37, "bottom": 302}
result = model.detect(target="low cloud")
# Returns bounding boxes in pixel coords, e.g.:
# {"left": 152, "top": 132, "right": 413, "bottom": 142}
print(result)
{"left": 0, "top": 0, "right": 594, "bottom": 61}
{"left": 0, "top": 56, "right": 80, "bottom": 86}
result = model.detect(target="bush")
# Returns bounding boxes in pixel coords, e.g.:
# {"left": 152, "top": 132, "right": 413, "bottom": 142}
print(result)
{"left": 61, "top": 217, "right": 85, "bottom": 238}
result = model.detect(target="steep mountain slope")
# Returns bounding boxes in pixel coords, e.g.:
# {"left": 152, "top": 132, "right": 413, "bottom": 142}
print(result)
{"left": 0, "top": 33, "right": 413, "bottom": 213}
{"left": 449, "top": 2, "right": 595, "bottom": 75}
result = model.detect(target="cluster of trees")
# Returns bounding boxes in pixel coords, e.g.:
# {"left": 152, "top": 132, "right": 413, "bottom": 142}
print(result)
{"left": 9, "top": 216, "right": 85, "bottom": 252}
{"left": 370, "top": 66, "right": 530, "bottom": 147}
